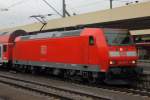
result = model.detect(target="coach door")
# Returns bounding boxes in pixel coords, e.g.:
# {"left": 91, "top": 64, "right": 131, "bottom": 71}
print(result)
{"left": 0, "top": 44, "right": 2, "bottom": 61}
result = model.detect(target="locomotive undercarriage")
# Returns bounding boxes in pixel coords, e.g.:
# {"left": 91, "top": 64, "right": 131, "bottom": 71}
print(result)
{"left": 20, "top": 65, "right": 104, "bottom": 83}
{"left": 0, "top": 62, "right": 143, "bottom": 85}
{"left": 104, "top": 67, "right": 143, "bottom": 85}
{"left": 0, "top": 63, "right": 106, "bottom": 84}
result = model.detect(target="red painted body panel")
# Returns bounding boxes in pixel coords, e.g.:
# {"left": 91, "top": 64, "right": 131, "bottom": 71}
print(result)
{"left": 13, "top": 36, "right": 89, "bottom": 64}
{"left": 0, "top": 35, "right": 14, "bottom": 62}
{"left": 12, "top": 28, "right": 138, "bottom": 73}
{"left": 0, "top": 30, "right": 27, "bottom": 62}
{"left": 0, "top": 35, "right": 10, "bottom": 43}
{"left": 2, "top": 44, "right": 14, "bottom": 61}
{"left": 81, "top": 28, "right": 109, "bottom": 72}
{"left": 13, "top": 28, "right": 109, "bottom": 72}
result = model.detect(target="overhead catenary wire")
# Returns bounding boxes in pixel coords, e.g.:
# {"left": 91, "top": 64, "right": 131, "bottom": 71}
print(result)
{"left": 7, "top": 0, "right": 31, "bottom": 9}
{"left": 67, "top": 0, "right": 106, "bottom": 9}
{"left": 0, "top": 0, "right": 146, "bottom": 28}
{"left": 66, "top": 5, "right": 78, "bottom": 15}
{"left": 66, "top": 0, "right": 105, "bottom": 8}
{"left": 42, "top": 0, "right": 63, "bottom": 17}
{"left": 66, "top": 0, "right": 139, "bottom": 9}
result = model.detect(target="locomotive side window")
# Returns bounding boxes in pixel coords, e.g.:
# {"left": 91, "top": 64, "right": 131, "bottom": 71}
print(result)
{"left": 3, "top": 45, "right": 7, "bottom": 52}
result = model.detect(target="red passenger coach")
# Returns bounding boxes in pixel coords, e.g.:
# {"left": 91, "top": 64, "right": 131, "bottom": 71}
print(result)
{"left": 0, "top": 30, "right": 27, "bottom": 66}
{"left": 12, "top": 28, "right": 142, "bottom": 85}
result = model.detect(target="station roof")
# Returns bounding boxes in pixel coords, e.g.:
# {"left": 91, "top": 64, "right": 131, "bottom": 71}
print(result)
{"left": 130, "top": 29, "right": 150, "bottom": 35}
{"left": 0, "top": 1, "right": 150, "bottom": 33}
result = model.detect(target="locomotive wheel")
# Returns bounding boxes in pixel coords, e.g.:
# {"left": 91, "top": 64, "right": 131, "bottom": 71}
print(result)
{"left": 64, "top": 70, "right": 70, "bottom": 80}
{"left": 87, "top": 75, "right": 96, "bottom": 84}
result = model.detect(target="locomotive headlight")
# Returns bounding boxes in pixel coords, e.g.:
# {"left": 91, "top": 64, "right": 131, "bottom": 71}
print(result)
{"left": 132, "top": 60, "right": 136, "bottom": 64}
{"left": 110, "top": 61, "right": 116, "bottom": 65}
{"left": 120, "top": 48, "right": 123, "bottom": 51}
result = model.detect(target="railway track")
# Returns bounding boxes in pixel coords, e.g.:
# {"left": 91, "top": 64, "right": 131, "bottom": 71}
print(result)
{"left": 135, "top": 73, "right": 150, "bottom": 90}
{"left": 97, "top": 85, "right": 150, "bottom": 97}
{"left": 0, "top": 70, "right": 150, "bottom": 100}
{"left": 96, "top": 74, "right": 150, "bottom": 97}
{"left": 64, "top": 74, "right": 150, "bottom": 98}
{"left": 66, "top": 75, "right": 150, "bottom": 98}
{"left": 0, "top": 73, "right": 110, "bottom": 100}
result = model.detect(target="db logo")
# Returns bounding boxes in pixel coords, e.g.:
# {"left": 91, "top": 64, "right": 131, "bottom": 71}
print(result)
{"left": 120, "top": 52, "right": 126, "bottom": 56}
{"left": 41, "top": 45, "right": 47, "bottom": 55}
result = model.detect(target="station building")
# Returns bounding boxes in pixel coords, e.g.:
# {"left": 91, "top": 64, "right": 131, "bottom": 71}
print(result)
{"left": 131, "top": 29, "right": 150, "bottom": 61}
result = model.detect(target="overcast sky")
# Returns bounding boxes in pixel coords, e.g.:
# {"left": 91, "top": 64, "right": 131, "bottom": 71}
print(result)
{"left": 0, "top": 0, "right": 149, "bottom": 29}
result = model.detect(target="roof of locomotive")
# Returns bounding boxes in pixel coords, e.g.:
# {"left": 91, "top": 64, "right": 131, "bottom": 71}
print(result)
{"left": 16, "top": 28, "right": 128, "bottom": 41}
{"left": 18, "top": 29, "right": 82, "bottom": 41}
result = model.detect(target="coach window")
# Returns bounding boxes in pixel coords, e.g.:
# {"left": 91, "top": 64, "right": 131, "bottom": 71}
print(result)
{"left": 3, "top": 45, "right": 7, "bottom": 52}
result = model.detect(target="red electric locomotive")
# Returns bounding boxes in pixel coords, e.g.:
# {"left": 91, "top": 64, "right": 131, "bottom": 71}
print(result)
{"left": 11, "top": 28, "right": 142, "bottom": 85}
{"left": 0, "top": 28, "right": 142, "bottom": 85}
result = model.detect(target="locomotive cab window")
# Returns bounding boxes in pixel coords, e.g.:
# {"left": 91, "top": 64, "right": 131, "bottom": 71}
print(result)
{"left": 3, "top": 45, "right": 7, "bottom": 52}
{"left": 104, "top": 30, "right": 133, "bottom": 46}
